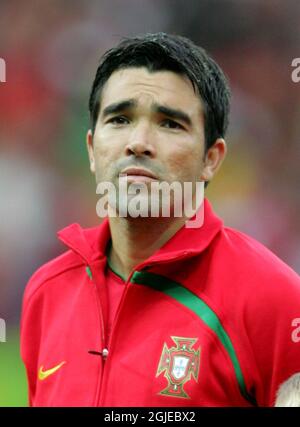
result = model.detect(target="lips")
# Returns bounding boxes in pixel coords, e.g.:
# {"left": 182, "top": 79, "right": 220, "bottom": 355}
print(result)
{"left": 120, "top": 167, "right": 158, "bottom": 180}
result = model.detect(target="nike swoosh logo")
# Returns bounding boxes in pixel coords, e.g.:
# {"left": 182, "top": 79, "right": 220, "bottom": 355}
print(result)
{"left": 38, "top": 361, "right": 66, "bottom": 381}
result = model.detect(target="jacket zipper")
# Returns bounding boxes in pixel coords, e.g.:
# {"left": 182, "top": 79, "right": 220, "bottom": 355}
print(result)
{"left": 96, "top": 268, "right": 135, "bottom": 406}
{"left": 95, "top": 251, "right": 196, "bottom": 406}
{"left": 87, "top": 266, "right": 108, "bottom": 406}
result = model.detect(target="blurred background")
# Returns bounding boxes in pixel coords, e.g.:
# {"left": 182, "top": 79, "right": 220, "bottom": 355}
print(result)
{"left": 0, "top": 0, "right": 299, "bottom": 406}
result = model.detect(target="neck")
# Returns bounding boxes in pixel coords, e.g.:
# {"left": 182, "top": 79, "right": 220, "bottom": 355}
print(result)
{"left": 107, "top": 215, "right": 187, "bottom": 281}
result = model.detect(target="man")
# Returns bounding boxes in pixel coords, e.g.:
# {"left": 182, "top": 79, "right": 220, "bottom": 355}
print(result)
{"left": 21, "top": 32, "right": 300, "bottom": 407}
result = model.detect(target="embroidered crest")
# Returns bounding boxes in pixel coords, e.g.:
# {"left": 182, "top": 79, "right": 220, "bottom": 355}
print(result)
{"left": 156, "top": 336, "right": 200, "bottom": 398}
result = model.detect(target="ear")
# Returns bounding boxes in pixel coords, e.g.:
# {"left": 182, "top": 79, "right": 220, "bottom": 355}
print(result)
{"left": 86, "top": 129, "right": 96, "bottom": 174}
{"left": 200, "top": 138, "right": 227, "bottom": 182}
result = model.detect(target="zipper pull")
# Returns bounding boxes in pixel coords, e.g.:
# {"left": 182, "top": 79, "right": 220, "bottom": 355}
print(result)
{"left": 88, "top": 348, "right": 109, "bottom": 360}
{"left": 102, "top": 348, "right": 109, "bottom": 359}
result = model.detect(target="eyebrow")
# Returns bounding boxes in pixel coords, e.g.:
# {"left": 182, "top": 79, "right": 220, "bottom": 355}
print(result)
{"left": 101, "top": 99, "right": 192, "bottom": 127}
{"left": 101, "top": 99, "right": 137, "bottom": 119}
{"left": 153, "top": 104, "right": 192, "bottom": 127}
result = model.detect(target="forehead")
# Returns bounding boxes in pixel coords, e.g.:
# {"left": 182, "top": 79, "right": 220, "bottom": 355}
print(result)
{"left": 99, "top": 67, "right": 203, "bottom": 114}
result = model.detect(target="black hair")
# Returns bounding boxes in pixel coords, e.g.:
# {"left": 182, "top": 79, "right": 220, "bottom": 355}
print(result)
{"left": 89, "top": 32, "right": 230, "bottom": 158}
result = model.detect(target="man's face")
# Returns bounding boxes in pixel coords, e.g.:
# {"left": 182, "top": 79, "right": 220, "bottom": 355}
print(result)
{"left": 87, "top": 67, "right": 222, "bottom": 215}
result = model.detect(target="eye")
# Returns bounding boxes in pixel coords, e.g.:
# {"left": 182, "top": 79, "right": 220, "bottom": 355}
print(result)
{"left": 161, "top": 119, "right": 184, "bottom": 130}
{"left": 107, "top": 116, "right": 129, "bottom": 125}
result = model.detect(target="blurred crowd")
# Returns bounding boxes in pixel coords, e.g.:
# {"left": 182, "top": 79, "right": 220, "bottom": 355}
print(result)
{"left": 0, "top": 0, "right": 299, "bottom": 324}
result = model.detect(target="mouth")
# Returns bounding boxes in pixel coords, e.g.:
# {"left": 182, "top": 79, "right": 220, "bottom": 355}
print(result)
{"left": 119, "top": 167, "right": 158, "bottom": 182}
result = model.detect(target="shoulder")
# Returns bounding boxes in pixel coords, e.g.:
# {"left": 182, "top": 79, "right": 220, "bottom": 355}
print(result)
{"left": 218, "top": 227, "right": 300, "bottom": 348}
{"left": 22, "top": 249, "right": 84, "bottom": 306}
{"left": 222, "top": 225, "right": 299, "bottom": 280}
{"left": 211, "top": 225, "right": 300, "bottom": 308}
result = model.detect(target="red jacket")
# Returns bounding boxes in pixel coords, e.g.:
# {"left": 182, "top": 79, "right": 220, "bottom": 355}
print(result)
{"left": 21, "top": 199, "right": 300, "bottom": 407}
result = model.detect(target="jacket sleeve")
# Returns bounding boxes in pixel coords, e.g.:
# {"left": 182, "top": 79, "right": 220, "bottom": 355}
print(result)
{"left": 245, "top": 265, "right": 300, "bottom": 406}
{"left": 20, "top": 270, "right": 45, "bottom": 407}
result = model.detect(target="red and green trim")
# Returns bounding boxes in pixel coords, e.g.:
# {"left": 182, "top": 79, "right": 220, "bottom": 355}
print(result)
{"left": 131, "top": 270, "right": 256, "bottom": 406}
{"left": 86, "top": 266, "right": 93, "bottom": 280}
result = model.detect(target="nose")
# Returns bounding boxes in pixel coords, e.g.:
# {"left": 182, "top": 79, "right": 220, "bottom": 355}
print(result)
{"left": 125, "top": 122, "right": 156, "bottom": 158}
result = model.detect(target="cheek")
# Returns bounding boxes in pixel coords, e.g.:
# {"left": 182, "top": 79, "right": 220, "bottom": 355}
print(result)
{"left": 92, "top": 143, "right": 118, "bottom": 182}
{"left": 166, "top": 143, "right": 204, "bottom": 182}
{"left": 92, "top": 129, "right": 125, "bottom": 172}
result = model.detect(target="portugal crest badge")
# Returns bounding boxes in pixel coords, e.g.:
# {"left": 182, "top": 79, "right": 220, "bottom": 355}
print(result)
{"left": 156, "top": 336, "right": 200, "bottom": 399}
